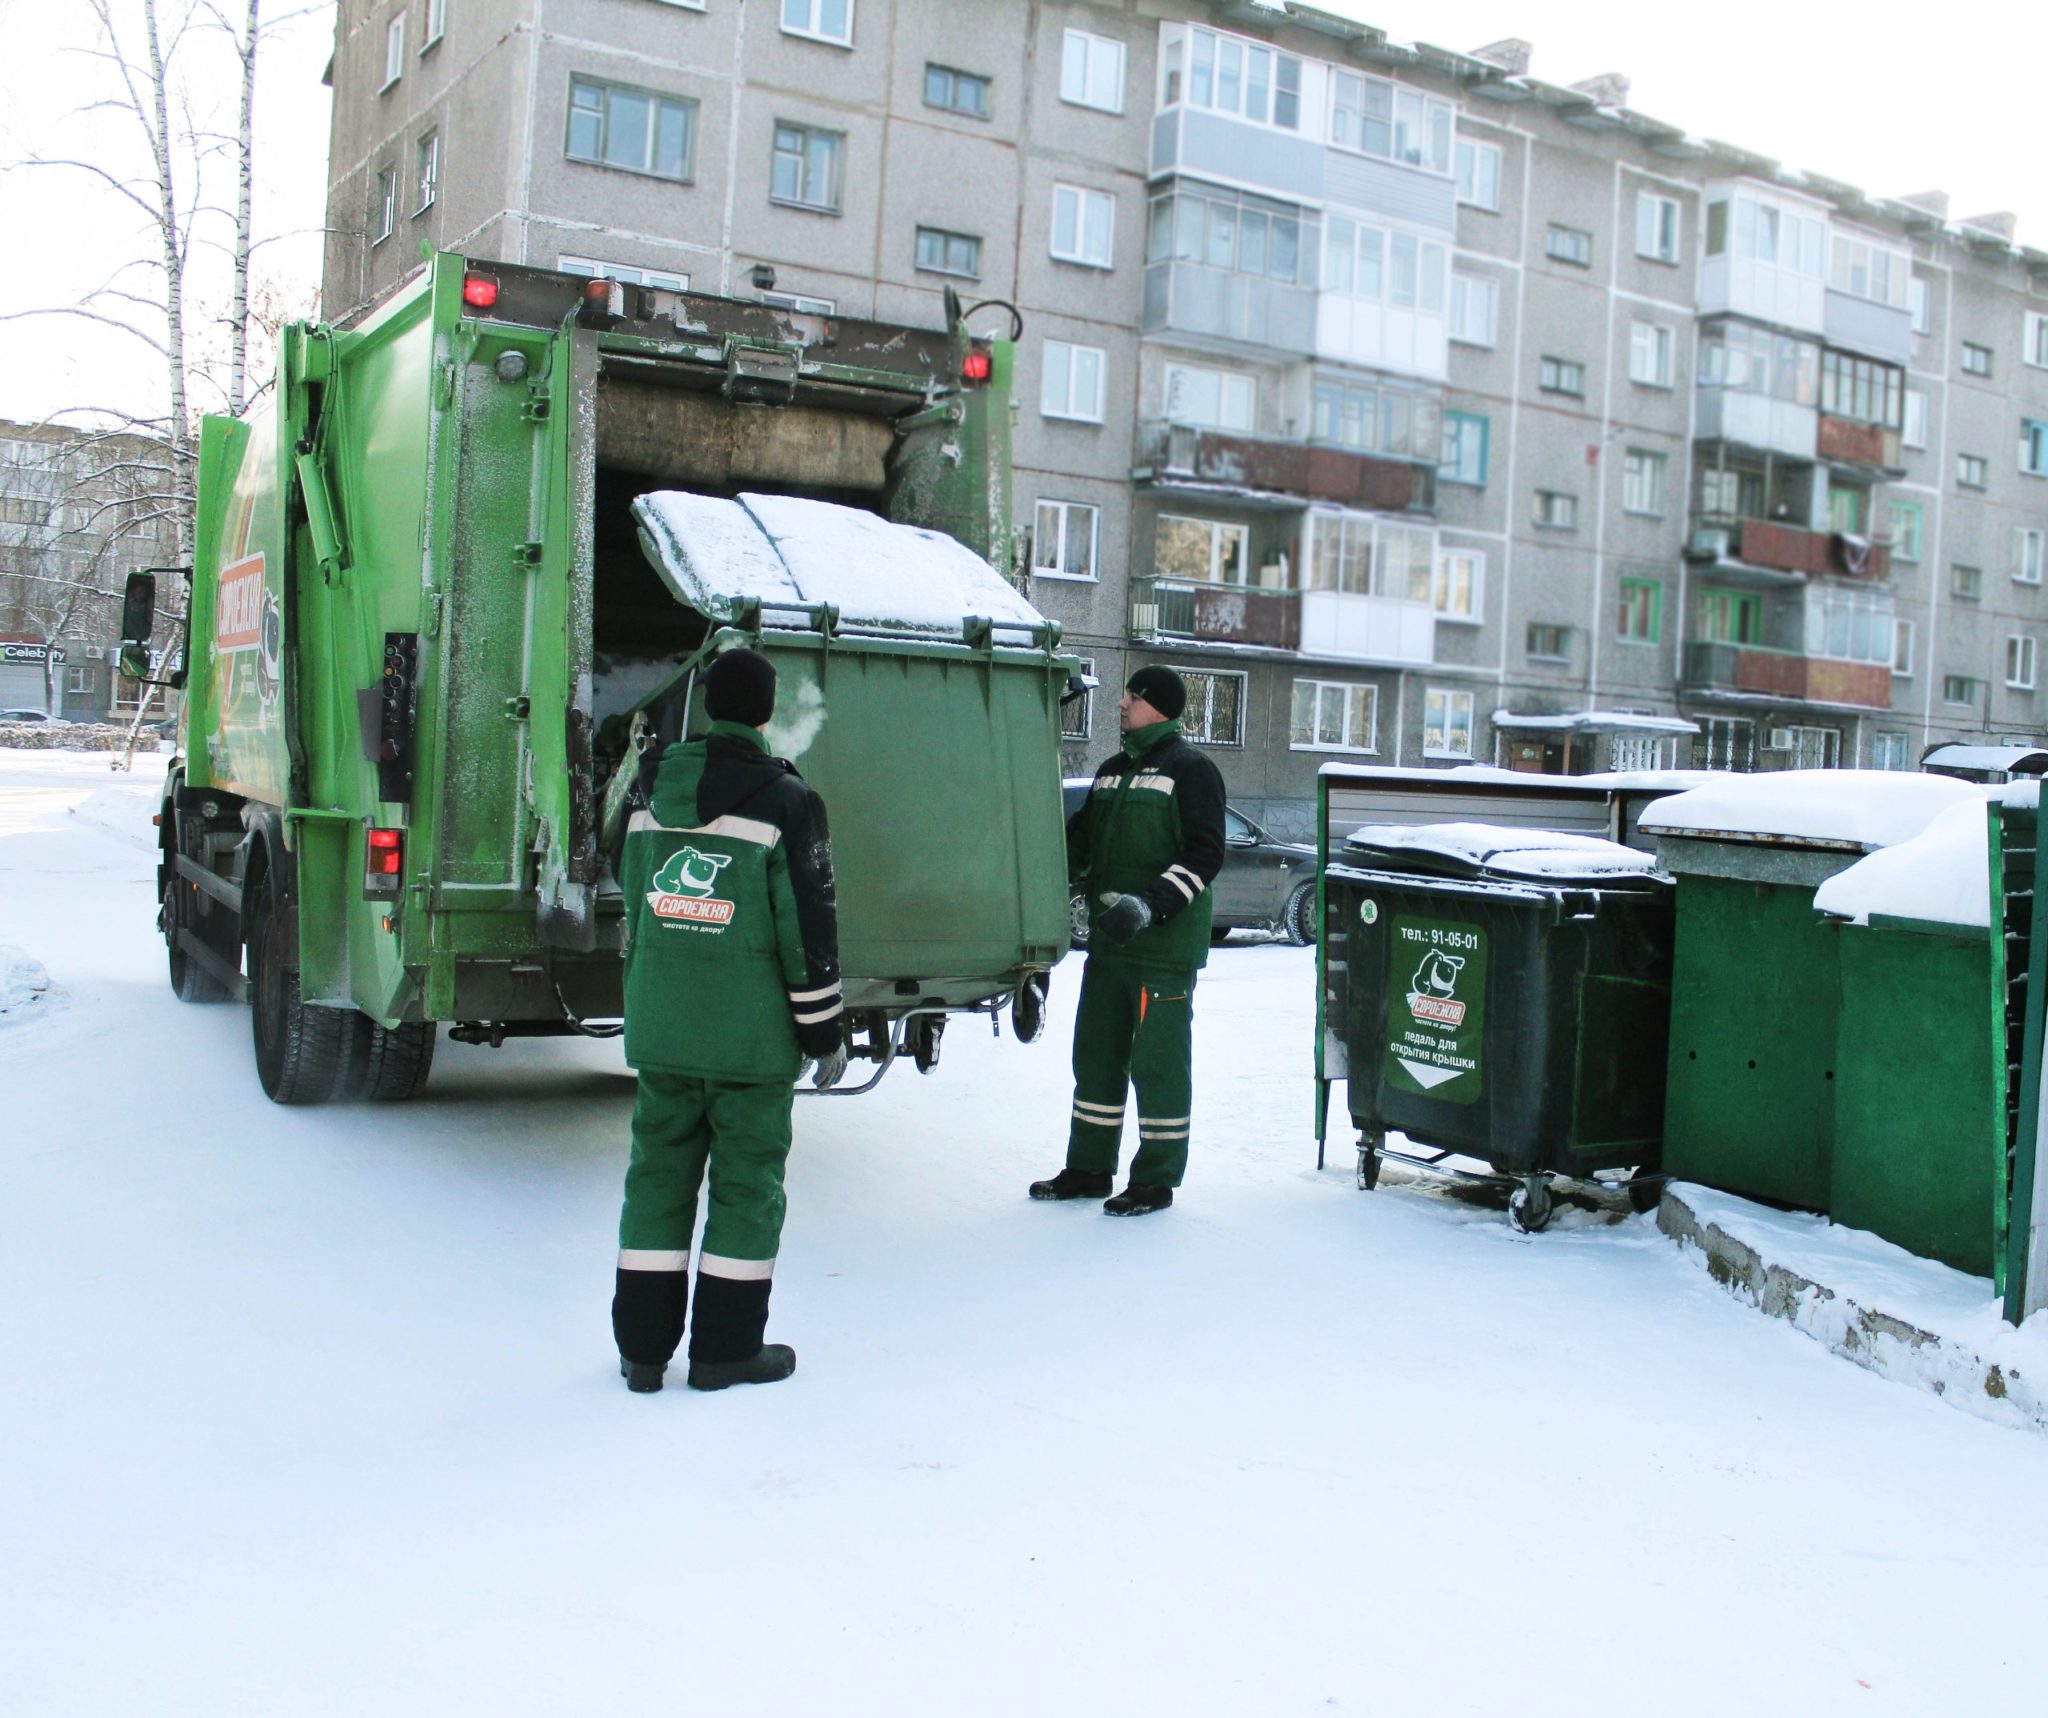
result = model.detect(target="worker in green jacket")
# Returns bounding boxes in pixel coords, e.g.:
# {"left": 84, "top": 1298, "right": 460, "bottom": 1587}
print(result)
{"left": 1030, "top": 664, "right": 1226, "bottom": 1215}
{"left": 609, "top": 647, "right": 847, "bottom": 1393}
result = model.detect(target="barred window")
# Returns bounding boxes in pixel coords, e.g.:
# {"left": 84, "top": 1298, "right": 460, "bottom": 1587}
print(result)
{"left": 1176, "top": 668, "right": 1245, "bottom": 746}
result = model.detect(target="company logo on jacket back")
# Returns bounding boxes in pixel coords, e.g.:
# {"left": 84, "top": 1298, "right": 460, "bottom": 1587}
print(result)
{"left": 649, "top": 846, "right": 737, "bottom": 926}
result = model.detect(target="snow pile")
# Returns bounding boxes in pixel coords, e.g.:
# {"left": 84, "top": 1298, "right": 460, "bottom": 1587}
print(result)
{"left": 1345, "top": 820, "right": 1663, "bottom": 882}
{"left": 634, "top": 491, "right": 1046, "bottom": 637}
{"left": 0, "top": 943, "right": 52, "bottom": 1021}
{"left": 1640, "top": 768, "right": 1985, "bottom": 851}
{"left": 1813, "top": 799, "right": 1994, "bottom": 928}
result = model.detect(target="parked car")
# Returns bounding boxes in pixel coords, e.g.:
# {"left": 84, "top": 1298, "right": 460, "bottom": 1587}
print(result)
{"left": 0, "top": 708, "right": 61, "bottom": 724}
{"left": 1063, "top": 778, "right": 1317, "bottom": 948}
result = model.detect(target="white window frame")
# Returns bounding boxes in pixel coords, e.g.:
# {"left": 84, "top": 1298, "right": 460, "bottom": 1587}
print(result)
{"left": 559, "top": 255, "right": 690, "bottom": 291}
{"left": 1162, "top": 362, "right": 1254, "bottom": 432}
{"left": 1532, "top": 490, "right": 1578, "bottom": 529}
{"left": 1962, "top": 342, "right": 1993, "bottom": 378}
{"left": 1060, "top": 27, "right": 1125, "bottom": 114}
{"left": 64, "top": 662, "right": 92, "bottom": 695}
{"left": 2009, "top": 635, "right": 2039, "bottom": 692}
{"left": 1635, "top": 190, "right": 1680, "bottom": 263}
{"left": 1892, "top": 617, "right": 1916, "bottom": 677}
{"left": 2020, "top": 528, "right": 2046, "bottom": 587}
{"left": 1448, "top": 272, "right": 1497, "bottom": 347}
{"left": 1433, "top": 546, "right": 1483, "bottom": 623}
{"left": 2028, "top": 311, "right": 2048, "bottom": 370}
{"left": 1909, "top": 276, "right": 1931, "bottom": 335}
{"left": 1903, "top": 388, "right": 1929, "bottom": 450}
{"left": 1326, "top": 67, "right": 1453, "bottom": 175}
{"left": 2023, "top": 419, "right": 2048, "bottom": 478}
{"left": 1827, "top": 232, "right": 1911, "bottom": 309}
{"left": 1290, "top": 678, "right": 1378, "bottom": 754}
{"left": 424, "top": 0, "right": 448, "bottom": 48}
{"left": 414, "top": 130, "right": 439, "bottom": 215}
{"left": 1155, "top": 513, "right": 1250, "bottom": 585}
{"left": 1032, "top": 499, "right": 1099, "bottom": 582}
{"left": 924, "top": 63, "right": 990, "bottom": 120}
{"left": 1422, "top": 687, "right": 1475, "bottom": 759}
{"left": 1890, "top": 500, "right": 1923, "bottom": 563}
{"left": 758, "top": 289, "right": 835, "bottom": 314}
{"left": 770, "top": 119, "right": 843, "bottom": 211}
{"left": 780, "top": 0, "right": 853, "bottom": 48}
{"left": 569, "top": 77, "right": 699, "bottom": 184}
{"left": 1629, "top": 320, "right": 1674, "bottom": 388}
{"left": 1061, "top": 654, "right": 1095, "bottom": 741}
{"left": 1944, "top": 675, "right": 1980, "bottom": 707}
{"left": 1958, "top": 453, "right": 1988, "bottom": 490}
{"left": 914, "top": 225, "right": 982, "bottom": 280}
{"left": 1871, "top": 731, "right": 1910, "bottom": 771}
{"left": 382, "top": 15, "right": 404, "bottom": 90}
{"left": 1545, "top": 224, "right": 1592, "bottom": 267}
{"left": 1050, "top": 182, "right": 1115, "bottom": 268}
{"left": 1165, "top": 24, "right": 1304, "bottom": 131}
{"left": 1177, "top": 667, "right": 1247, "bottom": 747}
{"left": 370, "top": 167, "right": 396, "bottom": 244}
{"left": 1040, "top": 339, "right": 1106, "bottom": 424}
{"left": 1455, "top": 137, "right": 1501, "bottom": 211}
{"left": 1621, "top": 449, "right": 1668, "bottom": 517}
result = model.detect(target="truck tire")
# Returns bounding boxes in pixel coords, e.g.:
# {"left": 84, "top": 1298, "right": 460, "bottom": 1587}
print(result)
{"left": 340, "top": 1018, "right": 438, "bottom": 1102}
{"left": 163, "top": 870, "right": 232, "bottom": 1003}
{"left": 248, "top": 873, "right": 355, "bottom": 1105}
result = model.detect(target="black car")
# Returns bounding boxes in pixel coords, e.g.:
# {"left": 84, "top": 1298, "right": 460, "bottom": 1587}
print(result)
{"left": 1063, "top": 778, "right": 1317, "bottom": 948}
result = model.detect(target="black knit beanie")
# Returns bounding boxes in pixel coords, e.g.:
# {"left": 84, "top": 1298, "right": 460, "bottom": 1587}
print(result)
{"left": 702, "top": 648, "right": 777, "bottom": 726}
{"left": 1125, "top": 664, "right": 1186, "bottom": 721}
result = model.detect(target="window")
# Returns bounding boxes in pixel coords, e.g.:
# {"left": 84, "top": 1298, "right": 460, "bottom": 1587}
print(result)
{"left": 914, "top": 226, "right": 981, "bottom": 279}
{"left": 1828, "top": 485, "right": 1865, "bottom": 537}
{"left": 2020, "top": 529, "right": 2046, "bottom": 587}
{"left": 569, "top": 78, "right": 697, "bottom": 182}
{"left": 413, "top": 131, "right": 439, "bottom": 214}
{"left": 1962, "top": 342, "right": 1993, "bottom": 377}
{"left": 424, "top": 0, "right": 446, "bottom": 49}
{"left": 1154, "top": 514, "right": 1249, "bottom": 585}
{"left": 1178, "top": 668, "right": 1245, "bottom": 746}
{"left": 1033, "top": 500, "right": 1098, "bottom": 581}
{"left": 1438, "top": 412, "right": 1488, "bottom": 487}
{"left": 769, "top": 120, "right": 842, "bottom": 210}
{"left": 1697, "top": 321, "right": 1819, "bottom": 404}
{"left": 1891, "top": 500, "right": 1922, "bottom": 563}
{"left": 1455, "top": 138, "right": 1501, "bottom": 210}
{"left": 1617, "top": 577, "right": 1661, "bottom": 642}
{"left": 1629, "top": 321, "right": 1674, "bottom": 388}
{"left": 1803, "top": 583, "right": 1895, "bottom": 667}
{"left": 1448, "top": 273, "right": 1497, "bottom": 346}
{"left": 1147, "top": 186, "right": 1313, "bottom": 286}
{"left": 1050, "top": 183, "right": 1115, "bottom": 267}
{"left": 2024, "top": 419, "right": 2048, "bottom": 477}
{"left": 1163, "top": 362, "right": 1254, "bottom": 432}
{"left": 1290, "top": 679, "right": 1377, "bottom": 752}
{"left": 1621, "top": 450, "right": 1668, "bottom": 517}
{"left": 1828, "top": 234, "right": 1909, "bottom": 308}
{"left": 1311, "top": 377, "right": 1441, "bottom": 463}
{"left": 1423, "top": 688, "right": 1474, "bottom": 758}
{"left": 1545, "top": 224, "right": 1592, "bottom": 267}
{"left": 560, "top": 256, "right": 690, "bottom": 291}
{"left": 1909, "top": 276, "right": 1931, "bottom": 335}
{"left": 1903, "top": 389, "right": 1929, "bottom": 450}
{"left": 1527, "top": 623, "right": 1570, "bottom": 661}
{"left": 1957, "top": 453, "right": 1988, "bottom": 490}
{"left": 370, "top": 168, "right": 395, "bottom": 244}
{"left": 1953, "top": 563, "right": 1983, "bottom": 600}
{"left": 1944, "top": 674, "right": 1981, "bottom": 706}
{"left": 1700, "top": 717, "right": 1755, "bottom": 772}
{"left": 1433, "top": 547, "right": 1482, "bottom": 621}
{"left": 1040, "top": 340, "right": 1105, "bottom": 423}
{"left": 1303, "top": 512, "right": 1436, "bottom": 600}
{"left": 1610, "top": 734, "right": 1677, "bottom": 772}
{"left": 1698, "top": 587, "right": 1762, "bottom": 645}
{"left": 2028, "top": 311, "right": 2048, "bottom": 369}
{"left": 1327, "top": 68, "right": 1452, "bottom": 173}
{"left": 1636, "top": 191, "right": 1680, "bottom": 263}
{"left": 1871, "top": 732, "right": 1910, "bottom": 771}
{"left": 1892, "top": 619, "right": 1915, "bottom": 677}
{"left": 924, "top": 64, "right": 989, "bottom": 119}
{"left": 758, "top": 288, "right": 836, "bottom": 314}
{"left": 1784, "top": 726, "right": 1841, "bottom": 770}
{"left": 1532, "top": 490, "right": 1577, "bottom": 529}
{"left": 1060, "top": 27, "right": 1125, "bottom": 113}
{"left": 781, "top": 0, "right": 852, "bottom": 47}
{"left": 1062, "top": 655, "right": 1095, "bottom": 740}
{"left": 1170, "top": 25, "right": 1303, "bottom": 129}
{"left": 382, "top": 15, "right": 404, "bottom": 89}
{"left": 1819, "top": 351, "right": 1903, "bottom": 427}
{"left": 1320, "top": 217, "right": 1447, "bottom": 312}
{"left": 2010, "top": 637, "right": 2038, "bottom": 691}
{"left": 1539, "top": 356, "right": 1585, "bottom": 396}
{"left": 1706, "top": 196, "right": 1826, "bottom": 277}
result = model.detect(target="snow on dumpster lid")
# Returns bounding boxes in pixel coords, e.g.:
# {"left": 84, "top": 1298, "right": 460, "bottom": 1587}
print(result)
{"left": 1921, "top": 742, "right": 2048, "bottom": 778}
{"left": 1344, "top": 821, "right": 1664, "bottom": 882}
{"left": 632, "top": 491, "right": 1048, "bottom": 637}
{"left": 1812, "top": 798, "right": 1994, "bottom": 929}
{"left": 1637, "top": 770, "right": 1984, "bottom": 851}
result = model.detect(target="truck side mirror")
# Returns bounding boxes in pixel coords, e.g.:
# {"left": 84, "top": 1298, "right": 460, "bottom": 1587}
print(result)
{"left": 121, "top": 571, "right": 157, "bottom": 644}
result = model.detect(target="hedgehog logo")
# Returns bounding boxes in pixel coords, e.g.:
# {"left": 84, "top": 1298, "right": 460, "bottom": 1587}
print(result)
{"left": 647, "top": 845, "right": 736, "bottom": 926}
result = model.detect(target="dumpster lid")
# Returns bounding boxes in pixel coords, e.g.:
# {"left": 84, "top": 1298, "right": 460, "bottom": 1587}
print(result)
{"left": 1921, "top": 742, "right": 2048, "bottom": 781}
{"left": 1638, "top": 769, "right": 1985, "bottom": 853}
{"left": 1812, "top": 797, "right": 1993, "bottom": 929}
{"left": 633, "top": 491, "right": 1049, "bottom": 638}
{"left": 1342, "top": 821, "right": 1666, "bottom": 885}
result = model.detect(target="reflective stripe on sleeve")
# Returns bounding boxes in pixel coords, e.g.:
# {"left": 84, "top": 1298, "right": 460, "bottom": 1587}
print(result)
{"left": 792, "top": 1002, "right": 844, "bottom": 1026}
{"left": 1129, "top": 773, "right": 1176, "bottom": 794}
{"left": 618, "top": 1248, "right": 689, "bottom": 1272}
{"left": 699, "top": 1253, "right": 776, "bottom": 1282}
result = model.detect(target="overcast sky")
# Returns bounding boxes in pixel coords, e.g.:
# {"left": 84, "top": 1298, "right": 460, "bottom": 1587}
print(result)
{"left": 0, "top": 0, "right": 2039, "bottom": 429}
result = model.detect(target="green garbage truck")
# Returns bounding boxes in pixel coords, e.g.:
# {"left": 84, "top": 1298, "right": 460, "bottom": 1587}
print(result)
{"left": 123, "top": 252, "right": 1073, "bottom": 1102}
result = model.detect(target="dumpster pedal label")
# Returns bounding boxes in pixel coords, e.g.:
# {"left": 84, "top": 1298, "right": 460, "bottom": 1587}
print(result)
{"left": 1386, "top": 917, "right": 1485, "bottom": 1102}
{"left": 648, "top": 847, "right": 737, "bottom": 929}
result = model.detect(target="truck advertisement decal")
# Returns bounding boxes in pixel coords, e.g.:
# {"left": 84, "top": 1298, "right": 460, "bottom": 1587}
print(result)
{"left": 214, "top": 553, "right": 265, "bottom": 651}
{"left": 648, "top": 846, "right": 737, "bottom": 929}
{"left": 1384, "top": 916, "right": 1485, "bottom": 1104}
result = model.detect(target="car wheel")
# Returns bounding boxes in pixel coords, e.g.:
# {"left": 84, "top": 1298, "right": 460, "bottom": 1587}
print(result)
{"left": 1068, "top": 887, "right": 1090, "bottom": 950}
{"left": 1282, "top": 880, "right": 1316, "bottom": 946}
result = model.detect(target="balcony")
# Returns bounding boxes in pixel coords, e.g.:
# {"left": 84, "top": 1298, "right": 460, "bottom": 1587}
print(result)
{"left": 1693, "top": 389, "right": 1817, "bottom": 462}
{"left": 1142, "top": 260, "right": 1318, "bottom": 359}
{"left": 1682, "top": 640, "right": 1893, "bottom": 710}
{"left": 1688, "top": 517, "right": 1890, "bottom": 583}
{"left": 1130, "top": 575, "right": 1299, "bottom": 650}
{"left": 1816, "top": 414, "right": 1905, "bottom": 475}
{"left": 1133, "top": 420, "right": 1435, "bottom": 513}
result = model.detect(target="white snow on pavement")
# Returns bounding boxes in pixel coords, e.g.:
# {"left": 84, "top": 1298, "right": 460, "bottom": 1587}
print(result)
{"left": 3, "top": 749, "right": 2048, "bottom": 1716}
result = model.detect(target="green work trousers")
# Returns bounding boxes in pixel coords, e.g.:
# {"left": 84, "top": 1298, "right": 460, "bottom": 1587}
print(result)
{"left": 619, "top": 1069, "right": 794, "bottom": 1269}
{"left": 1064, "top": 958, "right": 1196, "bottom": 1188}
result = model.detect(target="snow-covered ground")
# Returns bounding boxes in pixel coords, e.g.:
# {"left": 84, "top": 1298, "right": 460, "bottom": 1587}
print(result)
{"left": 3, "top": 747, "right": 2046, "bottom": 1715}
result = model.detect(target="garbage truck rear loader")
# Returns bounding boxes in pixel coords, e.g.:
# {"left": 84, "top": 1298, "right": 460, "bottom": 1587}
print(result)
{"left": 131, "top": 254, "right": 1071, "bottom": 1102}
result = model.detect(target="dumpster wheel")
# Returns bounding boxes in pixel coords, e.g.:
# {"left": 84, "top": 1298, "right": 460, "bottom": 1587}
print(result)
{"left": 1356, "top": 1131, "right": 1383, "bottom": 1191}
{"left": 910, "top": 1014, "right": 945, "bottom": 1074}
{"left": 1506, "top": 1177, "right": 1554, "bottom": 1234}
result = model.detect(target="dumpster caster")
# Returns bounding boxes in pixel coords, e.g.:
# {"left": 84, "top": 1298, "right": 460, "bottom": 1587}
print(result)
{"left": 910, "top": 1015, "right": 945, "bottom": 1074}
{"left": 1507, "top": 1178, "right": 1554, "bottom": 1234}
{"left": 1011, "top": 973, "right": 1047, "bottom": 1043}
{"left": 1356, "top": 1132, "right": 1382, "bottom": 1191}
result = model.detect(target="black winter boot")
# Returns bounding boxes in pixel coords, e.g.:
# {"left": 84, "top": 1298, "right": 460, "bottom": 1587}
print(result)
{"left": 687, "top": 1345, "right": 797, "bottom": 1391}
{"left": 619, "top": 1358, "right": 668, "bottom": 1393}
{"left": 612, "top": 1266, "right": 688, "bottom": 1388}
{"left": 687, "top": 1272, "right": 793, "bottom": 1390}
{"left": 1104, "top": 1182, "right": 1173, "bottom": 1216}
{"left": 1029, "top": 1167, "right": 1113, "bottom": 1201}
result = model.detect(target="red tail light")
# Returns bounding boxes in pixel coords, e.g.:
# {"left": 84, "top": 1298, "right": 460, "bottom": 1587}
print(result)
{"left": 961, "top": 349, "right": 992, "bottom": 383}
{"left": 461, "top": 272, "right": 499, "bottom": 309}
{"left": 366, "top": 826, "right": 404, "bottom": 896}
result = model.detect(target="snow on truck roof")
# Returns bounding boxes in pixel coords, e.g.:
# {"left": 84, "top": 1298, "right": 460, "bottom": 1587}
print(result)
{"left": 633, "top": 491, "right": 1048, "bottom": 638}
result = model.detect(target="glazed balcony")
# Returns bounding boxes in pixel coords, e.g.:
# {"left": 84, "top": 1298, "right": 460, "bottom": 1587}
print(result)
{"left": 1682, "top": 640, "right": 1893, "bottom": 710}
{"left": 1142, "top": 260, "right": 1318, "bottom": 359}
{"left": 1816, "top": 414, "right": 1906, "bottom": 475}
{"left": 1133, "top": 420, "right": 1435, "bottom": 513}
{"left": 1688, "top": 516, "right": 1890, "bottom": 583}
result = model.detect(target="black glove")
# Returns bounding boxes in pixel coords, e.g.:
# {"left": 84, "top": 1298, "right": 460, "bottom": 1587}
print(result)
{"left": 809, "top": 1045, "right": 849, "bottom": 1091}
{"left": 1098, "top": 892, "right": 1154, "bottom": 945}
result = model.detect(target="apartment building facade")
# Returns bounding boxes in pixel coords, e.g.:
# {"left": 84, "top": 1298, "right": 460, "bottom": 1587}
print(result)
{"left": 322, "top": 0, "right": 2048, "bottom": 836}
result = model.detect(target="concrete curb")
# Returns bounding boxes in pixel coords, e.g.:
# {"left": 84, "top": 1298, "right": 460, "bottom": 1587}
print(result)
{"left": 1658, "top": 1185, "right": 2048, "bottom": 1435}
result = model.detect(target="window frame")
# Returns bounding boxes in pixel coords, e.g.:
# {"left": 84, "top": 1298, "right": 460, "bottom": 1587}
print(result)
{"left": 769, "top": 119, "right": 844, "bottom": 212}
{"left": 2019, "top": 528, "right": 2047, "bottom": 588}
{"left": 1050, "top": 181, "right": 1116, "bottom": 268}
{"left": 1040, "top": 338, "right": 1106, "bottom": 424}
{"left": 1175, "top": 666, "right": 1248, "bottom": 747}
{"left": 413, "top": 130, "right": 439, "bottom": 215}
{"left": 780, "top": 0, "right": 854, "bottom": 48}
{"left": 924, "top": 63, "right": 991, "bottom": 120}
{"left": 559, "top": 255, "right": 690, "bottom": 291}
{"left": 1909, "top": 276, "right": 1931, "bottom": 335}
{"left": 1892, "top": 618, "right": 1915, "bottom": 677}
{"left": 1154, "top": 513, "right": 1251, "bottom": 586}
{"left": 1422, "top": 686, "right": 1475, "bottom": 759}
{"left": 1903, "top": 388, "right": 1929, "bottom": 450}
{"left": 1162, "top": 361, "right": 1255, "bottom": 433}
{"left": 1890, "top": 500, "right": 1923, "bottom": 564}
{"left": 1060, "top": 26, "right": 1127, "bottom": 115}
{"left": 1539, "top": 355, "right": 1586, "bottom": 397}
{"left": 1032, "top": 499, "right": 1100, "bottom": 582}
{"left": 382, "top": 14, "right": 405, "bottom": 90}
{"left": 914, "top": 225, "right": 982, "bottom": 280}
{"left": 370, "top": 166, "right": 396, "bottom": 245}
{"left": 1621, "top": 448, "right": 1669, "bottom": 518}
{"left": 424, "top": 0, "right": 448, "bottom": 49}
{"left": 2027, "top": 310, "right": 2048, "bottom": 371}
{"left": 568, "top": 76, "right": 699, "bottom": 184}
{"left": 2010, "top": 635, "right": 2039, "bottom": 692}
{"left": 1532, "top": 489, "right": 1578, "bottom": 530}
{"left": 1616, "top": 576, "right": 1662, "bottom": 643}
{"left": 1961, "top": 341, "right": 1993, "bottom": 377}
{"left": 1957, "top": 453, "right": 1989, "bottom": 490}
{"left": 1953, "top": 562, "right": 1984, "bottom": 601}
{"left": 1438, "top": 411, "right": 1488, "bottom": 488}
{"left": 1289, "top": 678, "right": 1379, "bottom": 754}
{"left": 1943, "top": 674, "right": 1980, "bottom": 707}
{"left": 1628, "top": 320, "right": 1674, "bottom": 388}
{"left": 1635, "top": 190, "right": 1680, "bottom": 264}
{"left": 2022, "top": 419, "right": 2048, "bottom": 478}
{"left": 1061, "top": 654, "right": 1096, "bottom": 741}
{"left": 1526, "top": 622, "right": 1571, "bottom": 662}
{"left": 1432, "top": 546, "right": 1483, "bottom": 623}
{"left": 1447, "top": 271, "right": 1497, "bottom": 347}
{"left": 1454, "top": 137, "right": 1501, "bottom": 211}
{"left": 1545, "top": 223, "right": 1592, "bottom": 267}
